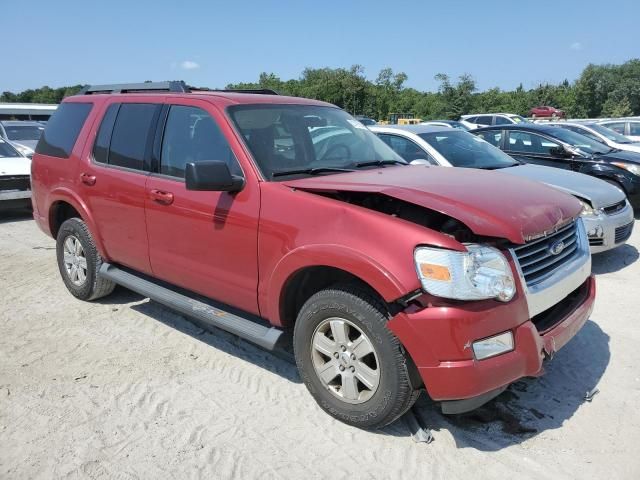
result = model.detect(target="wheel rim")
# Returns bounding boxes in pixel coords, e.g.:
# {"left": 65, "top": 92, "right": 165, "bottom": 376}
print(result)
{"left": 63, "top": 235, "right": 88, "bottom": 286}
{"left": 311, "top": 317, "right": 380, "bottom": 404}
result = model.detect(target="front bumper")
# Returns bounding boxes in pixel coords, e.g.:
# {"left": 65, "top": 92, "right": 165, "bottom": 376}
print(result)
{"left": 584, "top": 202, "right": 635, "bottom": 253}
{"left": 389, "top": 276, "right": 595, "bottom": 407}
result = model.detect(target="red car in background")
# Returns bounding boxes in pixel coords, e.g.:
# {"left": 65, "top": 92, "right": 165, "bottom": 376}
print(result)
{"left": 529, "top": 106, "right": 565, "bottom": 118}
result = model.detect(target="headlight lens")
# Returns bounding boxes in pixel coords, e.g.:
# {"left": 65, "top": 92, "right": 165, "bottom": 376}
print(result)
{"left": 611, "top": 161, "right": 640, "bottom": 176}
{"left": 414, "top": 244, "right": 515, "bottom": 302}
{"left": 578, "top": 199, "right": 601, "bottom": 217}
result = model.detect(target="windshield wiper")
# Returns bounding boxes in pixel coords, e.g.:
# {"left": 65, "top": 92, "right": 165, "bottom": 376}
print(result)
{"left": 271, "top": 167, "right": 355, "bottom": 178}
{"left": 354, "top": 160, "right": 407, "bottom": 168}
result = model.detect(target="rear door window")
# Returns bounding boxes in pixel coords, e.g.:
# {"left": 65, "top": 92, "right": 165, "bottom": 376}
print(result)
{"left": 629, "top": 123, "right": 640, "bottom": 136}
{"left": 494, "top": 116, "right": 511, "bottom": 125}
{"left": 108, "top": 104, "right": 159, "bottom": 170}
{"left": 92, "top": 104, "right": 119, "bottom": 164}
{"left": 35, "top": 103, "right": 92, "bottom": 158}
{"left": 476, "top": 116, "right": 493, "bottom": 126}
{"left": 602, "top": 122, "right": 626, "bottom": 135}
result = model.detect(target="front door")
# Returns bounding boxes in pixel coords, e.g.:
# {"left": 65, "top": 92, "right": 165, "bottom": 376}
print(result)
{"left": 144, "top": 99, "right": 260, "bottom": 315}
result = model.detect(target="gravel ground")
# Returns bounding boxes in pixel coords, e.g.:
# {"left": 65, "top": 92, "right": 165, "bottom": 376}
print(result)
{"left": 1, "top": 210, "right": 639, "bottom": 480}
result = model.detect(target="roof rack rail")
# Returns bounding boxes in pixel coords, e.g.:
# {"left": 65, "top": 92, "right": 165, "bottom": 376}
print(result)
{"left": 77, "top": 82, "right": 280, "bottom": 96}
{"left": 78, "top": 81, "right": 189, "bottom": 95}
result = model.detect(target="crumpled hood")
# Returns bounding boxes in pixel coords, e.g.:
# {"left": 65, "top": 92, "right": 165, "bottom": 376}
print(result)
{"left": 0, "top": 156, "right": 31, "bottom": 176}
{"left": 502, "top": 163, "right": 625, "bottom": 209}
{"left": 283, "top": 165, "right": 581, "bottom": 244}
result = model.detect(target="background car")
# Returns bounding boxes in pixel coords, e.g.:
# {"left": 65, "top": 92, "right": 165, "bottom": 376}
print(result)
{"left": 529, "top": 106, "right": 565, "bottom": 118}
{"left": 459, "top": 113, "right": 529, "bottom": 129}
{"left": 473, "top": 123, "right": 640, "bottom": 210}
{"left": 0, "top": 120, "right": 45, "bottom": 158}
{"left": 548, "top": 121, "right": 640, "bottom": 154}
{"left": 371, "top": 124, "right": 634, "bottom": 253}
{"left": 0, "top": 138, "right": 32, "bottom": 211}
{"left": 598, "top": 119, "right": 640, "bottom": 142}
{"left": 419, "top": 120, "right": 470, "bottom": 130}
{"left": 354, "top": 116, "right": 377, "bottom": 126}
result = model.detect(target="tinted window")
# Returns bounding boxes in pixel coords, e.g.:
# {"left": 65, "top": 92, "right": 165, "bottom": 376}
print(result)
{"left": 507, "top": 131, "right": 560, "bottom": 155}
{"left": 465, "top": 116, "right": 477, "bottom": 123}
{"left": 160, "top": 105, "right": 241, "bottom": 178}
{"left": 476, "top": 116, "right": 493, "bottom": 126}
{"left": 602, "top": 122, "right": 626, "bottom": 135}
{"left": 476, "top": 131, "right": 502, "bottom": 146}
{"left": 378, "top": 134, "right": 434, "bottom": 163}
{"left": 109, "top": 104, "right": 158, "bottom": 170}
{"left": 629, "top": 123, "right": 640, "bottom": 136}
{"left": 495, "top": 116, "right": 511, "bottom": 125}
{"left": 92, "top": 104, "right": 119, "bottom": 164}
{"left": 35, "top": 103, "right": 92, "bottom": 158}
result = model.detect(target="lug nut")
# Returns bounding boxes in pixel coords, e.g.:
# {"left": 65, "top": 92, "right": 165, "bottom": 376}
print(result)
{"left": 350, "top": 366, "right": 355, "bottom": 373}
{"left": 341, "top": 345, "right": 346, "bottom": 352}
{"left": 339, "top": 365, "right": 345, "bottom": 371}
{"left": 333, "top": 352, "right": 339, "bottom": 358}
{"left": 350, "top": 354, "right": 356, "bottom": 360}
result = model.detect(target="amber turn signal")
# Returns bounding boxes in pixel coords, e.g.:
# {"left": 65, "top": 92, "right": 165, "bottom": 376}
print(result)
{"left": 419, "top": 263, "right": 451, "bottom": 282}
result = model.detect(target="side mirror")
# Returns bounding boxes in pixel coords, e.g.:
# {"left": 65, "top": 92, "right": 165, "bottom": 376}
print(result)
{"left": 185, "top": 161, "right": 245, "bottom": 192}
{"left": 549, "top": 146, "right": 572, "bottom": 158}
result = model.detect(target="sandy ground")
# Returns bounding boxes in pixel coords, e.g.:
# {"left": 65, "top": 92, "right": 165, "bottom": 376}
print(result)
{"left": 1, "top": 210, "right": 639, "bottom": 480}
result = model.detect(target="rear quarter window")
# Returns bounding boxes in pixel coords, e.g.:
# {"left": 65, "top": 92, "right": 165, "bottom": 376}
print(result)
{"left": 35, "top": 103, "right": 92, "bottom": 158}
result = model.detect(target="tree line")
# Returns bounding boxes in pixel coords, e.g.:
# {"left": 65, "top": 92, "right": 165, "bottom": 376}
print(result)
{"left": 2, "top": 59, "right": 639, "bottom": 122}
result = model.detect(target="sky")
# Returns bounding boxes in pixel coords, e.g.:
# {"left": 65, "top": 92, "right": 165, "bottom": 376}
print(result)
{"left": 3, "top": 0, "right": 639, "bottom": 94}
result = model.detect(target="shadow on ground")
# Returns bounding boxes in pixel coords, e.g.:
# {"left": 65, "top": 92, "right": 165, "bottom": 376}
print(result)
{"left": 592, "top": 243, "right": 639, "bottom": 274}
{"left": 0, "top": 208, "right": 33, "bottom": 224}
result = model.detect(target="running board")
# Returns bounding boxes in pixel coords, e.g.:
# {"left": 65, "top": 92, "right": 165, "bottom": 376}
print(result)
{"left": 99, "top": 263, "right": 283, "bottom": 350}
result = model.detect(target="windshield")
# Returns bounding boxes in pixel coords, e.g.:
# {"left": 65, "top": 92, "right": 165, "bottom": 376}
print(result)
{"left": 228, "top": 105, "right": 405, "bottom": 179}
{"left": 4, "top": 125, "right": 44, "bottom": 141}
{"left": 587, "top": 123, "right": 633, "bottom": 144}
{"left": 546, "top": 127, "right": 610, "bottom": 154}
{"left": 509, "top": 115, "right": 529, "bottom": 124}
{"left": 0, "top": 140, "right": 21, "bottom": 158}
{"left": 418, "top": 130, "right": 519, "bottom": 169}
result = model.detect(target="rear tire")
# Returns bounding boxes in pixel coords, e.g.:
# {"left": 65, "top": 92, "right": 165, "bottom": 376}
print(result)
{"left": 293, "top": 285, "right": 418, "bottom": 429}
{"left": 56, "top": 218, "right": 115, "bottom": 301}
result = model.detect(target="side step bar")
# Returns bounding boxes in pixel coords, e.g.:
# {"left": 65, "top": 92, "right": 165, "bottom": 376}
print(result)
{"left": 99, "top": 263, "right": 283, "bottom": 350}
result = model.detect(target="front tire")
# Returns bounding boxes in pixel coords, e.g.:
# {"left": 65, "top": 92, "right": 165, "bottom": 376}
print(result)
{"left": 293, "top": 285, "right": 418, "bottom": 429}
{"left": 56, "top": 218, "right": 115, "bottom": 301}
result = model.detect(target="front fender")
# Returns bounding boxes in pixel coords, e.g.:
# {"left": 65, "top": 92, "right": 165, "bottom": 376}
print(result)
{"left": 263, "top": 244, "right": 420, "bottom": 326}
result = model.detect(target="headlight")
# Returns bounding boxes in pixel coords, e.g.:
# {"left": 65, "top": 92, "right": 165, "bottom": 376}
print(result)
{"left": 611, "top": 161, "right": 640, "bottom": 176}
{"left": 414, "top": 244, "right": 515, "bottom": 302}
{"left": 578, "top": 199, "right": 602, "bottom": 217}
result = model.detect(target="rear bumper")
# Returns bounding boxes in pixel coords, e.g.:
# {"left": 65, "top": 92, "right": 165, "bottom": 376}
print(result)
{"left": 389, "top": 275, "right": 595, "bottom": 407}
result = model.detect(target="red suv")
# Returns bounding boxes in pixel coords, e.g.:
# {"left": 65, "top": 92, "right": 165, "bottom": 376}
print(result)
{"left": 529, "top": 106, "right": 565, "bottom": 118}
{"left": 31, "top": 82, "right": 595, "bottom": 429}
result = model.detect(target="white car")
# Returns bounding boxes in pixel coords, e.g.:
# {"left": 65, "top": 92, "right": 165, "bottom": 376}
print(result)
{"left": 598, "top": 119, "right": 640, "bottom": 142}
{"left": 370, "top": 125, "right": 634, "bottom": 254}
{"left": 459, "top": 113, "right": 529, "bottom": 130}
{"left": 0, "top": 139, "right": 32, "bottom": 210}
{"left": 548, "top": 122, "right": 640, "bottom": 154}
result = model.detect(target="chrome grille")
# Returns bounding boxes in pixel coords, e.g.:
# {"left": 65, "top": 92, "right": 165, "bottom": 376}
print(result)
{"left": 615, "top": 222, "right": 633, "bottom": 243}
{"left": 512, "top": 221, "right": 580, "bottom": 286}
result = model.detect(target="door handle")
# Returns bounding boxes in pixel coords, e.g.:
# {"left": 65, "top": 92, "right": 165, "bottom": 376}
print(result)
{"left": 80, "top": 173, "right": 96, "bottom": 186}
{"left": 149, "top": 189, "right": 174, "bottom": 205}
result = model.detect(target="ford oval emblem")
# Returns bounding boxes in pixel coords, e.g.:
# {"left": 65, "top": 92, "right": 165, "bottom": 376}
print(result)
{"left": 549, "top": 240, "right": 565, "bottom": 256}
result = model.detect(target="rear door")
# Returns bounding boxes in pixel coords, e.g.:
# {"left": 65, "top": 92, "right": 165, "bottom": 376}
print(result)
{"left": 81, "top": 100, "right": 161, "bottom": 274}
{"left": 144, "top": 98, "right": 261, "bottom": 314}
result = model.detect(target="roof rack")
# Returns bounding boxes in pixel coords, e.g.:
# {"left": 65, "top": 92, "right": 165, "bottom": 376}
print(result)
{"left": 77, "top": 81, "right": 279, "bottom": 96}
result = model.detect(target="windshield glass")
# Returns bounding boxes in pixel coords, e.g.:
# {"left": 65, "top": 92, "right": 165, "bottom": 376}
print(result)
{"left": 228, "top": 105, "right": 405, "bottom": 179}
{"left": 4, "top": 125, "right": 44, "bottom": 141}
{"left": 509, "top": 115, "right": 529, "bottom": 124}
{"left": 546, "top": 127, "right": 610, "bottom": 154}
{"left": 587, "top": 123, "right": 633, "bottom": 143}
{"left": 0, "top": 140, "right": 21, "bottom": 157}
{"left": 418, "top": 130, "right": 519, "bottom": 169}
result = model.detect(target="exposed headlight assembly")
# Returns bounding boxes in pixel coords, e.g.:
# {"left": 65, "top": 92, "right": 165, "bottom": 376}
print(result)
{"left": 611, "top": 161, "right": 640, "bottom": 176}
{"left": 414, "top": 244, "right": 515, "bottom": 302}
{"left": 578, "top": 199, "right": 602, "bottom": 217}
